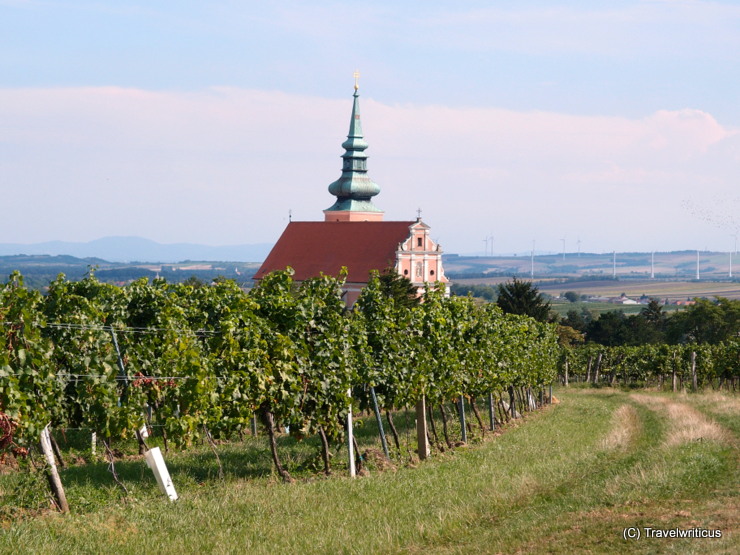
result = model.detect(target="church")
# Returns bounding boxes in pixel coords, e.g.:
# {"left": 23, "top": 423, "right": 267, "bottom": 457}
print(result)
{"left": 254, "top": 81, "right": 449, "bottom": 305}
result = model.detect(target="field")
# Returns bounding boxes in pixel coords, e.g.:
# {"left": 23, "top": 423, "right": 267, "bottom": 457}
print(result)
{"left": 453, "top": 276, "right": 740, "bottom": 303}
{"left": 444, "top": 251, "right": 738, "bottom": 281}
{"left": 547, "top": 300, "right": 655, "bottom": 318}
{"left": 537, "top": 279, "right": 740, "bottom": 302}
{"left": 1, "top": 388, "right": 737, "bottom": 554}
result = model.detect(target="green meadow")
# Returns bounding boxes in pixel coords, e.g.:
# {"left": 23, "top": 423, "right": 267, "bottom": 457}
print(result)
{"left": 1, "top": 388, "right": 737, "bottom": 554}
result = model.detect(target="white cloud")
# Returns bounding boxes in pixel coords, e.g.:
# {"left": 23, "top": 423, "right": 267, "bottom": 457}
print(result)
{"left": 0, "top": 86, "right": 736, "bottom": 253}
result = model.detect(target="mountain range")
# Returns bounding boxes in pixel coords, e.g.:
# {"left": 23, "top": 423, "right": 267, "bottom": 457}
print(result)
{"left": 0, "top": 237, "right": 272, "bottom": 263}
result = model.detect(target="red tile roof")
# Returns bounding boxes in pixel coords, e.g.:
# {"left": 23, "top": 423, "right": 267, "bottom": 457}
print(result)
{"left": 254, "top": 221, "right": 415, "bottom": 282}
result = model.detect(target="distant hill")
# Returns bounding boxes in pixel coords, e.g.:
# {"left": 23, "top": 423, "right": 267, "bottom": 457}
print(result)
{"left": 0, "top": 236, "right": 272, "bottom": 263}
{"left": 0, "top": 253, "right": 262, "bottom": 290}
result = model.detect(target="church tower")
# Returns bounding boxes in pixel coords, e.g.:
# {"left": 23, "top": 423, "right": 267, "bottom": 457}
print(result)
{"left": 323, "top": 79, "right": 383, "bottom": 222}
{"left": 255, "top": 79, "right": 449, "bottom": 305}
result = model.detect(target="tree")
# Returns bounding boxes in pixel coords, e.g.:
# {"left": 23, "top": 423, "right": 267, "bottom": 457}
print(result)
{"left": 584, "top": 307, "right": 665, "bottom": 347}
{"left": 562, "top": 309, "right": 587, "bottom": 332}
{"left": 557, "top": 325, "right": 585, "bottom": 348}
{"left": 378, "top": 270, "right": 420, "bottom": 309}
{"left": 450, "top": 283, "right": 497, "bottom": 301}
{"left": 666, "top": 297, "right": 740, "bottom": 344}
{"left": 640, "top": 299, "right": 665, "bottom": 326}
{"left": 496, "top": 278, "right": 551, "bottom": 322}
{"left": 563, "top": 291, "right": 579, "bottom": 303}
{"left": 182, "top": 275, "right": 206, "bottom": 288}
{"left": 585, "top": 310, "right": 627, "bottom": 346}
{"left": 623, "top": 313, "right": 665, "bottom": 345}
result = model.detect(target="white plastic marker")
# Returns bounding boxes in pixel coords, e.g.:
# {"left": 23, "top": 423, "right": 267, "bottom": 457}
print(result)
{"left": 144, "top": 447, "right": 178, "bottom": 501}
{"left": 347, "top": 388, "right": 355, "bottom": 477}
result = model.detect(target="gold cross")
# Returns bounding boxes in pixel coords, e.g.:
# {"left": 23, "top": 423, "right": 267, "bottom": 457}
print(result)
{"left": 353, "top": 70, "right": 360, "bottom": 91}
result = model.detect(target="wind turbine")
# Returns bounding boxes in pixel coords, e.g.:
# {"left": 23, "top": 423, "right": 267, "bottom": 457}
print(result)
{"left": 531, "top": 240, "right": 535, "bottom": 279}
{"left": 727, "top": 251, "right": 732, "bottom": 277}
{"left": 561, "top": 237, "right": 566, "bottom": 262}
{"left": 696, "top": 250, "right": 700, "bottom": 280}
{"left": 612, "top": 251, "right": 616, "bottom": 278}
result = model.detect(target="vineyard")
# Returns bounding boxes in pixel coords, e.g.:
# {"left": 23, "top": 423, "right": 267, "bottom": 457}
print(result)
{"left": 2, "top": 266, "right": 739, "bottom": 520}
{"left": 1, "top": 269, "right": 559, "bottom": 510}
{"left": 562, "top": 342, "right": 740, "bottom": 390}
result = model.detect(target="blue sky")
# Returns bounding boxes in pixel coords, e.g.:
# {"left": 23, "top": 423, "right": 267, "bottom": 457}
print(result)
{"left": 1, "top": 0, "right": 739, "bottom": 256}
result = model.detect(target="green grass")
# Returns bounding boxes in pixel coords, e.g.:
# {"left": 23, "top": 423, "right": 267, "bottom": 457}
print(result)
{"left": 549, "top": 300, "right": 687, "bottom": 318}
{"left": 1, "top": 390, "right": 737, "bottom": 554}
{"left": 549, "top": 300, "right": 646, "bottom": 317}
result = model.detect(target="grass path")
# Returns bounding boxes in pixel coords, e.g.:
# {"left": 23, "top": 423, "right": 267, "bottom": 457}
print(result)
{"left": 448, "top": 390, "right": 738, "bottom": 554}
{"left": 1, "top": 389, "right": 737, "bottom": 554}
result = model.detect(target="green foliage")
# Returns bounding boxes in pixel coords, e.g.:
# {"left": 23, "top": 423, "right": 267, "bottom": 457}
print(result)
{"left": 560, "top": 307, "right": 594, "bottom": 332}
{"left": 355, "top": 272, "right": 414, "bottom": 410}
{"left": 0, "top": 272, "right": 60, "bottom": 442}
{"left": 581, "top": 296, "right": 740, "bottom": 347}
{"left": 450, "top": 283, "right": 497, "bottom": 301}
{"left": 666, "top": 297, "right": 740, "bottom": 344}
{"left": 563, "top": 340, "right": 739, "bottom": 387}
{"left": 496, "top": 278, "right": 551, "bottom": 322}
{"left": 2, "top": 269, "right": 562, "bottom": 476}
{"left": 378, "top": 270, "right": 420, "bottom": 309}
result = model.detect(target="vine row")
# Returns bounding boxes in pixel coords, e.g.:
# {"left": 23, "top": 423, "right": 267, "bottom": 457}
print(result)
{"left": 1, "top": 270, "right": 558, "bottom": 479}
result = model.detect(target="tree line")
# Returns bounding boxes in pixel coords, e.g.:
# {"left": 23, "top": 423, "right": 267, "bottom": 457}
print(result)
{"left": 461, "top": 278, "right": 740, "bottom": 348}
{"left": 479, "top": 278, "right": 738, "bottom": 390}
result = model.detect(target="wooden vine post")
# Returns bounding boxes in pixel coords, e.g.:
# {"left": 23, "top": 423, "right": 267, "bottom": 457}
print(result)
{"left": 457, "top": 397, "right": 467, "bottom": 443}
{"left": 40, "top": 425, "right": 69, "bottom": 513}
{"left": 508, "top": 386, "right": 517, "bottom": 419}
{"left": 370, "top": 386, "right": 390, "bottom": 459}
{"left": 416, "top": 396, "right": 429, "bottom": 460}
{"left": 488, "top": 393, "right": 495, "bottom": 431}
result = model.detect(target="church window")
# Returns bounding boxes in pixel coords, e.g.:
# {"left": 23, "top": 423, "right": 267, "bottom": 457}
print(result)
{"left": 417, "top": 237, "right": 423, "bottom": 247}
{"left": 430, "top": 270, "right": 435, "bottom": 276}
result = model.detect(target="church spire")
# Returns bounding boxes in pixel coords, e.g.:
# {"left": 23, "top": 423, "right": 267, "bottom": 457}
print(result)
{"left": 324, "top": 75, "right": 383, "bottom": 222}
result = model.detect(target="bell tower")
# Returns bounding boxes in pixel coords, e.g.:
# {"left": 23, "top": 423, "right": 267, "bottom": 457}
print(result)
{"left": 323, "top": 74, "right": 384, "bottom": 222}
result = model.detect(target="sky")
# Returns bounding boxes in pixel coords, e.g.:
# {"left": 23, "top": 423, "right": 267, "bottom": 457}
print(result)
{"left": 1, "top": 0, "right": 739, "bottom": 256}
